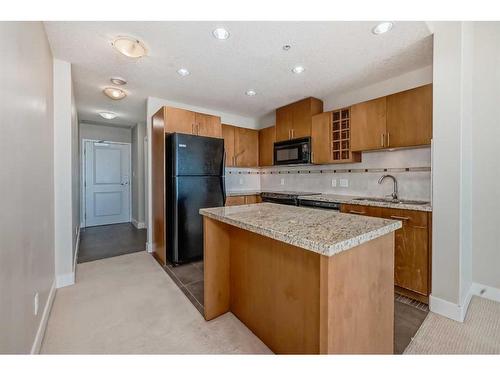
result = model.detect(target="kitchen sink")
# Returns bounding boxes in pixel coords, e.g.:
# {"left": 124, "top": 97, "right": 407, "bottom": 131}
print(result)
{"left": 353, "top": 197, "right": 429, "bottom": 205}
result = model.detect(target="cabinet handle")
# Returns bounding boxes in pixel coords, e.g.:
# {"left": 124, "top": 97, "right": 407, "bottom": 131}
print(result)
{"left": 390, "top": 215, "right": 410, "bottom": 221}
{"left": 197, "top": 123, "right": 200, "bottom": 135}
{"left": 291, "top": 129, "right": 294, "bottom": 138}
{"left": 192, "top": 124, "right": 195, "bottom": 134}
{"left": 387, "top": 132, "right": 390, "bottom": 147}
{"left": 349, "top": 210, "right": 366, "bottom": 215}
{"left": 311, "top": 151, "right": 314, "bottom": 164}
{"left": 381, "top": 133, "right": 385, "bottom": 147}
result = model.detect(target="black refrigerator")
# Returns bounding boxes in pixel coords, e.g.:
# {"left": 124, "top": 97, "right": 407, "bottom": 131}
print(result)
{"left": 165, "top": 133, "right": 226, "bottom": 265}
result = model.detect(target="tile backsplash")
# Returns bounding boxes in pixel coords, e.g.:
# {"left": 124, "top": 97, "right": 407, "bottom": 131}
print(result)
{"left": 226, "top": 147, "right": 432, "bottom": 202}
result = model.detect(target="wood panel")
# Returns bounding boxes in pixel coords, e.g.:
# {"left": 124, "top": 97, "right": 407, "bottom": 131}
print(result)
{"left": 224, "top": 196, "right": 246, "bottom": 206}
{"left": 320, "top": 233, "right": 394, "bottom": 354}
{"left": 234, "top": 127, "right": 259, "bottom": 167}
{"left": 350, "top": 97, "right": 387, "bottom": 151}
{"left": 244, "top": 195, "right": 260, "bottom": 204}
{"left": 258, "top": 126, "right": 275, "bottom": 166}
{"left": 275, "top": 103, "right": 293, "bottom": 141}
{"left": 152, "top": 108, "right": 166, "bottom": 265}
{"left": 230, "top": 227, "right": 321, "bottom": 354}
{"left": 164, "top": 106, "right": 195, "bottom": 135}
{"left": 203, "top": 218, "right": 231, "bottom": 320}
{"left": 386, "top": 84, "right": 432, "bottom": 148}
{"left": 221, "top": 124, "right": 235, "bottom": 167}
{"left": 311, "top": 112, "right": 332, "bottom": 164}
{"left": 196, "top": 112, "right": 222, "bottom": 138}
{"left": 340, "top": 203, "right": 382, "bottom": 217}
{"left": 291, "top": 98, "right": 314, "bottom": 139}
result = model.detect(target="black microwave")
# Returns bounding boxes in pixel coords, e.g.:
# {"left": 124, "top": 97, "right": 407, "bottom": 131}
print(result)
{"left": 273, "top": 137, "right": 311, "bottom": 165}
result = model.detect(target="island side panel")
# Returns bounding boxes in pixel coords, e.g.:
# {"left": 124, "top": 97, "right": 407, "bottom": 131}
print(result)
{"left": 230, "top": 227, "right": 321, "bottom": 354}
{"left": 203, "top": 217, "right": 231, "bottom": 320}
{"left": 319, "top": 232, "right": 395, "bottom": 354}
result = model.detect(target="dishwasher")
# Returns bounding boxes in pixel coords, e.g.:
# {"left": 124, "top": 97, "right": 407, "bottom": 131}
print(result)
{"left": 297, "top": 199, "right": 340, "bottom": 211}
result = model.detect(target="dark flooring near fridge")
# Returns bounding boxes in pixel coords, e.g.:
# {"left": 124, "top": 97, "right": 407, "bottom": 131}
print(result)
{"left": 78, "top": 223, "right": 147, "bottom": 263}
{"left": 394, "top": 299, "right": 428, "bottom": 354}
{"left": 164, "top": 260, "right": 205, "bottom": 315}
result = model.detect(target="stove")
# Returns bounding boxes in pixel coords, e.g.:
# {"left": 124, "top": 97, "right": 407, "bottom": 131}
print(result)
{"left": 260, "top": 191, "right": 321, "bottom": 206}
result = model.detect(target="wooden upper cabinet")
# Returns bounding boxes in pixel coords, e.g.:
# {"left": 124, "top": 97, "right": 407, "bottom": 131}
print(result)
{"left": 311, "top": 112, "right": 332, "bottom": 164}
{"left": 222, "top": 124, "right": 236, "bottom": 167}
{"left": 234, "top": 127, "right": 259, "bottom": 167}
{"left": 196, "top": 112, "right": 222, "bottom": 138}
{"left": 163, "top": 106, "right": 196, "bottom": 135}
{"left": 386, "top": 84, "right": 433, "bottom": 148}
{"left": 351, "top": 97, "right": 387, "bottom": 152}
{"left": 259, "top": 126, "right": 275, "bottom": 166}
{"left": 275, "top": 97, "right": 323, "bottom": 141}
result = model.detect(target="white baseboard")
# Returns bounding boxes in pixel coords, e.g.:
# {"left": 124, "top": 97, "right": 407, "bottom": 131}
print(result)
{"left": 30, "top": 280, "right": 56, "bottom": 354}
{"left": 146, "top": 241, "right": 152, "bottom": 253}
{"left": 131, "top": 219, "right": 146, "bottom": 229}
{"left": 56, "top": 272, "right": 75, "bottom": 288}
{"left": 470, "top": 282, "right": 500, "bottom": 304}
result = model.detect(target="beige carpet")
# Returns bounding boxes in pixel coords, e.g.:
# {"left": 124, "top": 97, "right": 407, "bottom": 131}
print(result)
{"left": 405, "top": 296, "right": 500, "bottom": 354}
{"left": 41, "top": 252, "right": 272, "bottom": 354}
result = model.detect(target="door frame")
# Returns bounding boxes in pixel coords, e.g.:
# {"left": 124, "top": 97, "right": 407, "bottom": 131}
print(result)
{"left": 80, "top": 138, "right": 132, "bottom": 228}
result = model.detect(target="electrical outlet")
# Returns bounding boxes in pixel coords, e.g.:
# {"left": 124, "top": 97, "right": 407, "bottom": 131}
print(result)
{"left": 331, "top": 178, "right": 337, "bottom": 187}
{"left": 239, "top": 178, "right": 243, "bottom": 185}
{"left": 33, "top": 292, "right": 39, "bottom": 316}
{"left": 339, "top": 178, "right": 349, "bottom": 188}
{"left": 280, "top": 178, "right": 285, "bottom": 186}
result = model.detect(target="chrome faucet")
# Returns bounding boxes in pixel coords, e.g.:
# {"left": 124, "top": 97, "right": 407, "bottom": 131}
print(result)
{"left": 378, "top": 174, "right": 398, "bottom": 201}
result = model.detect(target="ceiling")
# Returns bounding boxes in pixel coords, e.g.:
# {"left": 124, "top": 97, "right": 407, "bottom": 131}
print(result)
{"left": 44, "top": 21, "right": 433, "bottom": 127}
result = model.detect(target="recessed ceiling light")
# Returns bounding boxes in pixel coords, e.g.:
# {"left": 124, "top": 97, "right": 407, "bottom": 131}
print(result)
{"left": 212, "top": 28, "right": 230, "bottom": 40}
{"left": 177, "top": 68, "right": 190, "bottom": 76}
{"left": 112, "top": 36, "right": 147, "bottom": 58}
{"left": 372, "top": 22, "right": 393, "bottom": 35}
{"left": 103, "top": 87, "right": 127, "bottom": 100}
{"left": 110, "top": 77, "right": 127, "bottom": 85}
{"left": 99, "top": 111, "right": 117, "bottom": 120}
{"left": 245, "top": 89, "right": 256, "bottom": 96}
{"left": 292, "top": 66, "right": 305, "bottom": 74}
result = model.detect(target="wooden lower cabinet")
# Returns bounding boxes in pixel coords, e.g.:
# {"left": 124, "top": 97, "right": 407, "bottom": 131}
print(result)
{"left": 341, "top": 204, "right": 431, "bottom": 303}
{"left": 225, "top": 194, "right": 261, "bottom": 206}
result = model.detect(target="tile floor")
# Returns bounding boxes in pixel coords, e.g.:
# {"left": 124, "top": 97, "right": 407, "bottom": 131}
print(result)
{"left": 78, "top": 223, "right": 147, "bottom": 263}
{"left": 164, "top": 260, "right": 429, "bottom": 354}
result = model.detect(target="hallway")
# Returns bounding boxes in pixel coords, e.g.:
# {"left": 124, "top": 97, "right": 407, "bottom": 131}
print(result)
{"left": 78, "top": 223, "right": 147, "bottom": 263}
{"left": 41, "top": 252, "right": 271, "bottom": 354}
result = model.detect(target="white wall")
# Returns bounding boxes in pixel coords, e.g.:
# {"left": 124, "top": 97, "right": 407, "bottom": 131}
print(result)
{"left": 131, "top": 123, "right": 146, "bottom": 227}
{"left": 471, "top": 23, "right": 500, "bottom": 291}
{"left": 80, "top": 122, "right": 132, "bottom": 143}
{"left": 53, "top": 59, "right": 79, "bottom": 288}
{"left": 0, "top": 22, "right": 55, "bottom": 354}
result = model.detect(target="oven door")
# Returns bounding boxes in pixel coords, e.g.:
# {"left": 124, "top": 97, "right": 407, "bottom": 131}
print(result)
{"left": 273, "top": 137, "right": 311, "bottom": 165}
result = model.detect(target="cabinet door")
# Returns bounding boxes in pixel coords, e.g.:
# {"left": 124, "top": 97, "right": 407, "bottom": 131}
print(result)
{"left": 291, "top": 99, "right": 312, "bottom": 139}
{"left": 351, "top": 97, "right": 387, "bottom": 151}
{"left": 222, "top": 124, "right": 235, "bottom": 167}
{"left": 311, "top": 112, "right": 332, "bottom": 164}
{"left": 387, "top": 208, "right": 429, "bottom": 296}
{"left": 225, "top": 196, "right": 246, "bottom": 206}
{"left": 259, "top": 126, "right": 275, "bottom": 166}
{"left": 164, "top": 107, "right": 196, "bottom": 135}
{"left": 196, "top": 113, "right": 222, "bottom": 138}
{"left": 275, "top": 105, "right": 293, "bottom": 141}
{"left": 386, "top": 84, "right": 432, "bottom": 148}
{"left": 234, "top": 127, "right": 259, "bottom": 167}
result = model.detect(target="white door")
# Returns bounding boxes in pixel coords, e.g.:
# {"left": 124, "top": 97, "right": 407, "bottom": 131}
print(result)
{"left": 84, "top": 141, "right": 131, "bottom": 227}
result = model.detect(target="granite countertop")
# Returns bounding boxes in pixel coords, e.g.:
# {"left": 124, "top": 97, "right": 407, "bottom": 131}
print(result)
{"left": 200, "top": 203, "right": 401, "bottom": 257}
{"left": 226, "top": 190, "right": 261, "bottom": 197}
{"left": 298, "top": 194, "right": 432, "bottom": 212}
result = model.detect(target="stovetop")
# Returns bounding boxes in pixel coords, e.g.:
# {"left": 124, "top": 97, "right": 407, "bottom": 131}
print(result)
{"left": 261, "top": 191, "right": 321, "bottom": 199}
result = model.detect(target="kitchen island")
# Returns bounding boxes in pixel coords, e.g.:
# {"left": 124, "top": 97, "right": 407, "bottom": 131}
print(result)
{"left": 199, "top": 203, "right": 402, "bottom": 354}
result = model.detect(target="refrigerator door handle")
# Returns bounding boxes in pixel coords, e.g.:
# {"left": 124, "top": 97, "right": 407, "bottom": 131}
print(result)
{"left": 222, "top": 150, "right": 227, "bottom": 205}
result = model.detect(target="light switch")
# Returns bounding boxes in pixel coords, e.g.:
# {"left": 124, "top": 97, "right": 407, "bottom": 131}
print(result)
{"left": 340, "top": 178, "right": 349, "bottom": 187}
{"left": 280, "top": 178, "right": 285, "bottom": 185}
{"left": 331, "top": 178, "right": 337, "bottom": 187}
{"left": 239, "top": 178, "right": 243, "bottom": 185}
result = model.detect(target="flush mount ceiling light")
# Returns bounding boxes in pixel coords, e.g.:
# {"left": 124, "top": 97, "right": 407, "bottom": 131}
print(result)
{"left": 245, "top": 89, "right": 256, "bottom": 96}
{"left": 372, "top": 22, "right": 393, "bottom": 35}
{"left": 292, "top": 65, "right": 305, "bottom": 74}
{"left": 212, "top": 28, "right": 230, "bottom": 40}
{"left": 98, "top": 111, "right": 117, "bottom": 120}
{"left": 282, "top": 44, "right": 291, "bottom": 51}
{"left": 112, "top": 36, "right": 147, "bottom": 58}
{"left": 103, "top": 87, "right": 127, "bottom": 100}
{"left": 110, "top": 77, "right": 127, "bottom": 85}
{"left": 177, "top": 68, "right": 190, "bottom": 76}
